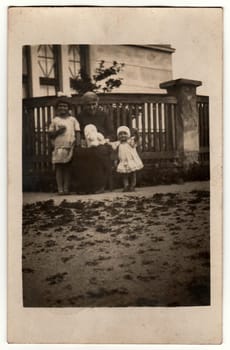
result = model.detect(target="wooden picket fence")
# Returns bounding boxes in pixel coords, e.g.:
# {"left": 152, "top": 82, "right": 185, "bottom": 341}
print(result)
{"left": 22, "top": 93, "right": 209, "bottom": 190}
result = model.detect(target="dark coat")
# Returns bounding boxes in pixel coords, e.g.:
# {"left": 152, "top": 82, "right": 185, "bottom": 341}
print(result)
{"left": 71, "top": 109, "right": 115, "bottom": 193}
{"left": 77, "top": 109, "right": 114, "bottom": 140}
{"left": 72, "top": 144, "right": 113, "bottom": 194}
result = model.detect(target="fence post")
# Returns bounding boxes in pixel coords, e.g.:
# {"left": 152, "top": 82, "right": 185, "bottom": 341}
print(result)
{"left": 160, "top": 78, "right": 202, "bottom": 168}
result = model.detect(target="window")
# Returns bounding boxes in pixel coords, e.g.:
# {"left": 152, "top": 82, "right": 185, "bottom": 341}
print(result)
{"left": 37, "top": 45, "right": 61, "bottom": 96}
{"left": 68, "top": 45, "right": 81, "bottom": 78}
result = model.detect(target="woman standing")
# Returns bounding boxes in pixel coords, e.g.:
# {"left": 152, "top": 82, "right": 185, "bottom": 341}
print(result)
{"left": 73, "top": 92, "right": 114, "bottom": 194}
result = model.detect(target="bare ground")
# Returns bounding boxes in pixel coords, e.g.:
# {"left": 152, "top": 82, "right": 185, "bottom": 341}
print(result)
{"left": 22, "top": 182, "right": 210, "bottom": 307}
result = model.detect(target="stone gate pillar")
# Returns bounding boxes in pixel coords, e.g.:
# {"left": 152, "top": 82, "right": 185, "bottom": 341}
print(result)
{"left": 160, "top": 78, "right": 202, "bottom": 167}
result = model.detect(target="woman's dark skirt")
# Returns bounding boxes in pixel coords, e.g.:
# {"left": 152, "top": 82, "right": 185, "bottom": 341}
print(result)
{"left": 71, "top": 145, "right": 113, "bottom": 194}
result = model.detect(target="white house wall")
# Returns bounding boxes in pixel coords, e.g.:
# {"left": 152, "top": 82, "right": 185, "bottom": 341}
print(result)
{"left": 89, "top": 45, "right": 173, "bottom": 93}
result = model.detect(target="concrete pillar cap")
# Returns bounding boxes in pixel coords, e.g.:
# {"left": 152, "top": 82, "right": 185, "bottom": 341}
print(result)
{"left": 160, "top": 78, "right": 202, "bottom": 89}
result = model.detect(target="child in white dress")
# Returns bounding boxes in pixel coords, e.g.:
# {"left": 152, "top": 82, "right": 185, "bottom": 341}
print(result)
{"left": 84, "top": 124, "right": 99, "bottom": 147}
{"left": 113, "top": 126, "right": 143, "bottom": 192}
{"left": 84, "top": 124, "right": 109, "bottom": 147}
{"left": 49, "top": 98, "right": 80, "bottom": 194}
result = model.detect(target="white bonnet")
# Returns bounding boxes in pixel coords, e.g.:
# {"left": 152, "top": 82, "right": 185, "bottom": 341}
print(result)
{"left": 84, "top": 124, "right": 97, "bottom": 135}
{"left": 117, "top": 126, "right": 131, "bottom": 138}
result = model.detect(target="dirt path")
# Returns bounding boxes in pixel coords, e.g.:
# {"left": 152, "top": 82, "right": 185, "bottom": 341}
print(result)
{"left": 23, "top": 182, "right": 210, "bottom": 307}
{"left": 23, "top": 181, "right": 209, "bottom": 204}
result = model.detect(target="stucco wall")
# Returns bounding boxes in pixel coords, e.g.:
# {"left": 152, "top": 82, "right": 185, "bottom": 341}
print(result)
{"left": 89, "top": 45, "right": 173, "bottom": 93}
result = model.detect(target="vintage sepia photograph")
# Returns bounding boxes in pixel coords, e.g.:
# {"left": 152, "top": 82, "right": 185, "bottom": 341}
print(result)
{"left": 7, "top": 6, "right": 223, "bottom": 344}
{"left": 22, "top": 43, "right": 210, "bottom": 307}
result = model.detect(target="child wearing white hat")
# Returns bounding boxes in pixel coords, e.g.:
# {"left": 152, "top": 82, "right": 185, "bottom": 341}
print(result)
{"left": 84, "top": 124, "right": 109, "bottom": 147}
{"left": 84, "top": 124, "right": 99, "bottom": 147}
{"left": 115, "top": 126, "right": 143, "bottom": 192}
